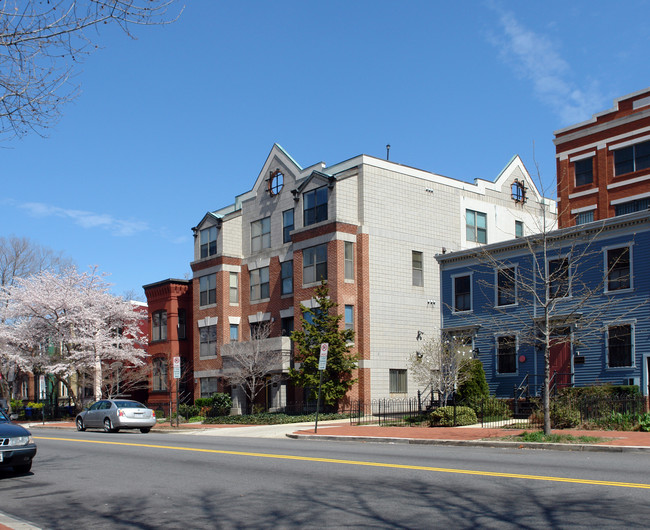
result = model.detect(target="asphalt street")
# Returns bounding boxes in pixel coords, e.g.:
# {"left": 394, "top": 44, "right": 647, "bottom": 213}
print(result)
{"left": 1, "top": 428, "right": 649, "bottom": 529}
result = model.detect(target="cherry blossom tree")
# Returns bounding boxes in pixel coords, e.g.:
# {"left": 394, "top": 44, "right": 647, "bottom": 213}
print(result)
{"left": 0, "top": 266, "right": 147, "bottom": 410}
{"left": 0, "top": 236, "right": 72, "bottom": 409}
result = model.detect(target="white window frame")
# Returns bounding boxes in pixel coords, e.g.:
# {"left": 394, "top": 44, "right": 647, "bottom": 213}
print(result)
{"left": 199, "top": 274, "right": 217, "bottom": 307}
{"left": 344, "top": 305, "right": 354, "bottom": 331}
{"left": 495, "top": 334, "right": 518, "bottom": 375}
{"left": 250, "top": 266, "right": 270, "bottom": 301}
{"left": 466, "top": 209, "right": 487, "bottom": 244}
{"left": 495, "top": 266, "right": 517, "bottom": 307}
{"left": 603, "top": 243, "right": 633, "bottom": 294}
{"left": 283, "top": 209, "right": 294, "bottom": 244}
{"left": 200, "top": 377, "right": 219, "bottom": 398}
{"left": 199, "top": 324, "right": 218, "bottom": 359}
{"left": 251, "top": 217, "right": 271, "bottom": 252}
{"left": 515, "top": 220, "right": 524, "bottom": 238}
{"left": 229, "top": 324, "right": 239, "bottom": 342}
{"left": 451, "top": 272, "right": 472, "bottom": 313}
{"left": 303, "top": 244, "right": 327, "bottom": 285}
{"left": 281, "top": 260, "right": 293, "bottom": 295}
{"left": 547, "top": 255, "right": 572, "bottom": 300}
{"left": 200, "top": 226, "right": 217, "bottom": 258}
{"left": 303, "top": 186, "right": 328, "bottom": 226}
{"left": 229, "top": 272, "right": 239, "bottom": 304}
{"left": 344, "top": 241, "right": 354, "bottom": 281}
{"left": 389, "top": 368, "right": 407, "bottom": 394}
{"left": 606, "top": 322, "right": 635, "bottom": 369}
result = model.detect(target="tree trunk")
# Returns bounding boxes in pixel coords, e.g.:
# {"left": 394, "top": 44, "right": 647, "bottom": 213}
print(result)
{"left": 543, "top": 344, "right": 551, "bottom": 435}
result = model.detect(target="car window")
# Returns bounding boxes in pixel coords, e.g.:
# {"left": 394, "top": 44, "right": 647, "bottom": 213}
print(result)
{"left": 101, "top": 401, "right": 113, "bottom": 410}
{"left": 115, "top": 401, "right": 145, "bottom": 409}
{"left": 89, "top": 402, "right": 102, "bottom": 411}
{"left": 0, "top": 410, "right": 9, "bottom": 422}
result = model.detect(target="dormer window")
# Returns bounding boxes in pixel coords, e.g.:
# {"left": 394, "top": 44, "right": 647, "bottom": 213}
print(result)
{"left": 303, "top": 186, "right": 328, "bottom": 226}
{"left": 200, "top": 226, "right": 217, "bottom": 258}
{"left": 511, "top": 179, "right": 527, "bottom": 203}
{"left": 268, "top": 169, "right": 284, "bottom": 196}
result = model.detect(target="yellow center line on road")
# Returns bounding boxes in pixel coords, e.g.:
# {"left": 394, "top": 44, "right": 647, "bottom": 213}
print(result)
{"left": 36, "top": 436, "right": 650, "bottom": 490}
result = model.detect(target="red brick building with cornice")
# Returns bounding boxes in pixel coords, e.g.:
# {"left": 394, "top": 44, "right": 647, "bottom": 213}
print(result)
{"left": 555, "top": 88, "right": 650, "bottom": 228}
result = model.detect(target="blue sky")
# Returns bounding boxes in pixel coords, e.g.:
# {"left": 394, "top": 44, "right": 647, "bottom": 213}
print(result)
{"left": 2, "top": 0, "right": 648, "bottom": 298}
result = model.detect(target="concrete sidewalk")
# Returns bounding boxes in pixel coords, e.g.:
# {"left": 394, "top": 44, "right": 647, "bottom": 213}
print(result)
{"left": 27, "top": 419, "right": 650, "bottom": 451}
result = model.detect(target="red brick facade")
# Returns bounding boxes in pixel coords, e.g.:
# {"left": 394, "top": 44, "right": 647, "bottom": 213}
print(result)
{"left": 555, "top": 88, "right": 650, "bottom": 228}
{"left": 142, "top": 279, "right": 193, "bottom": 414}
{"left": 187, "top": 218, "right": 370, "bottom": 406}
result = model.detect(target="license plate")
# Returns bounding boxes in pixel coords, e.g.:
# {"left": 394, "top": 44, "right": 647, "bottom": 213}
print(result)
{"left": 0, "top": 452, "right": 3, "bottom": 462}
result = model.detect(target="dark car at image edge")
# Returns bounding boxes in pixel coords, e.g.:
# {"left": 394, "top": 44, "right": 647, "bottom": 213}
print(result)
{"left": 0, "top": 410, "right": 37, "bottom": 474}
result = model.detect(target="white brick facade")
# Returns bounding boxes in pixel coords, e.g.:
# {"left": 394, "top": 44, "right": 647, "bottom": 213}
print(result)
{"left": 189, "top": 144, "right": 556, "bottom": 403}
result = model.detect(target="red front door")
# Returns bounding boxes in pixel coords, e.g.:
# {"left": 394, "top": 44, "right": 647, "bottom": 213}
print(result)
{"left": 549, "top": 333, "right": 572, "bottom": 389}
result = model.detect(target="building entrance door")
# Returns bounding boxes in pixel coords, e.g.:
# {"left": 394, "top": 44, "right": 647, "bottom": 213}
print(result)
{"left": 549, "top": 327, "right": 572, "bottom": 389}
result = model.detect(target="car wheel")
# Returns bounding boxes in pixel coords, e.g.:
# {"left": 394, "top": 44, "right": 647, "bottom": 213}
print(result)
{"left": 14, "top": 462, "right": 32, "bottom": 474}
{"left": 76, "top": 417, "right": 85, "bottom": 431}
{"left": 140, "top": 428, "right": 150, "bottom": 433}
{"left": 103, "top": 418, "right": 114, "bottom": 433}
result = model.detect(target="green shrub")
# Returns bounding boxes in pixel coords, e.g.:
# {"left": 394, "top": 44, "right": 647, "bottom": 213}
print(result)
{"left": 429, "top": 406, "right": 477, "bottom": 427}
{"left": 194, "top": 398, "right": 212, "bottom": 409}
{"left": 209, "top": 393, "right": 232, "bottom": 417}
{"left": 193, "top": 393, "right": 233, "bottom": 418}
{"left": 638, "top": 413, "right": 650, "bottom": 432}
{"left": 457, "top": 360, "right": 489, "bottom": 406}
{"left": 531, "top": 401, "right": 580, "bottom": 429}
{"left": 479, "top": 397, "right": 513, "bottom": 421}
{"left": 202, "top": 411, "right": 348, "bottom": 425}
{"left": 179, "top": 403, "right": 200, "bottom": 419}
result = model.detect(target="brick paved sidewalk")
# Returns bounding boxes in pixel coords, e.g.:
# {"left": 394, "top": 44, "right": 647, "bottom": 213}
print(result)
{"left": 291, "top": 422, "right": 650, "bottom": 448}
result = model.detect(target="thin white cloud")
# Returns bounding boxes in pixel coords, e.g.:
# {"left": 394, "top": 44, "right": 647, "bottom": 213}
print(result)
{"left": 8, "top": 198, "right": 190, "bottom": 244}
{"left": 19, "top": 202, "right": 149, "bottom": 237}
{"left": 487, "top": 6, "right": 605, "bottom": 124}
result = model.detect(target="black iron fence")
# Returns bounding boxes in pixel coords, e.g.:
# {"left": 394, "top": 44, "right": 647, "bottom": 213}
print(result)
{"left": 349, "top": 398, "right": 427, "bottom": 426}
{"left": 349, "top": 394, "right": 648, "bottom": 429}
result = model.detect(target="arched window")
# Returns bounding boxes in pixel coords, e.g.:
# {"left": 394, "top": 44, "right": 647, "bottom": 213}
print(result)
{"left": 152, "top": 358, "right": 168, "bottom": 391}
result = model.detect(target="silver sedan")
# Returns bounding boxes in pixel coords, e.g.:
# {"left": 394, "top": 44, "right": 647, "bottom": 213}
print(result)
{"left": 76, "top": 399, "right": 156, "bottom": 433}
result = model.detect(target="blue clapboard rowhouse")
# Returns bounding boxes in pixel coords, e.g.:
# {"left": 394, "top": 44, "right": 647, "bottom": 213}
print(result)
{"left": 436, "top": 210, "right": 650, "bottom": 400}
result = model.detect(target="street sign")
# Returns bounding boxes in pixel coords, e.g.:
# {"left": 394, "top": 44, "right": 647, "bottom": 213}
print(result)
{"left": 173, "top": 356, "right": 181, "bottom": 379}
{"left": 318, "top": 343, "right": 329, "bottom": 371}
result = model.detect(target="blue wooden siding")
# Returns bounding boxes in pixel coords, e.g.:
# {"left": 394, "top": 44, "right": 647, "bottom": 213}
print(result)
{"left": 438, "top": 218, "right": 650, "bottom": 397}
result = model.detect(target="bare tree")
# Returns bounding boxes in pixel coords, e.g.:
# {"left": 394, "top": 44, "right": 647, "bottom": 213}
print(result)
{"left": 100, "top": 361, "right": 152, "bottom": 400}
{"left": 221, "top": 321, "right": 284, "bottom": 415}
{"left": 409, "top": 333, "right": 473, "bottom": 406}
{"left": 466, "top": 211, "right": 647, "bottom": 434}
{"left": 0, "top": 236, "right": 71, "bottom": 292}
{"left": 0, "top": 0, "right": 182, "bottom": 140}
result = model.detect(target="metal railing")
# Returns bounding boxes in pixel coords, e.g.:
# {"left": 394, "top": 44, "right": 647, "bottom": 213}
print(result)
{"left": 349, "top": 399, "right": 427, "bottom": 426}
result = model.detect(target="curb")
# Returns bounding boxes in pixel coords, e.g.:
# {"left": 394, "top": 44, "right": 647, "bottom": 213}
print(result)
{"left": 285, "top": 433, "right": 650, "bottom": 452}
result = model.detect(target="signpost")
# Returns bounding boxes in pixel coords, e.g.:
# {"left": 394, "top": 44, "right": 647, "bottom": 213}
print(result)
{"left": 315, "top": 343, "right": 328, "bottom": 433}
{"left": 172, "top": 357, "right": 181, "bottom": 427}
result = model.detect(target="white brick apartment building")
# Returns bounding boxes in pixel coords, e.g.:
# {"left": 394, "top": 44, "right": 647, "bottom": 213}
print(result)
{"left": 188, "top": 144, "right": 556, "bottom": 408}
